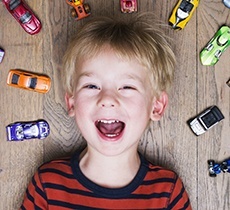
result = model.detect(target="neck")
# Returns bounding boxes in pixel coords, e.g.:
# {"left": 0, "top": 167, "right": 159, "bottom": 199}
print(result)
{"left": 79, "top": 148, "right": 141, "bottom": 188}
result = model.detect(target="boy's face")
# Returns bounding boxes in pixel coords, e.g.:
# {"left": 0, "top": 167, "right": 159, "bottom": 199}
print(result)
{"left": 66, "top": 48, "right": 167, "bottom": 157}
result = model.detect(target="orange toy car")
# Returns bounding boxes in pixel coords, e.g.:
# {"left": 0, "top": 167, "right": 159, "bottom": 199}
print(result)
{"left": 66, "top": 0, "right": 91, "bottom": 20}
{"left": 7, "top": 69, "right": 51, "bottom": 93}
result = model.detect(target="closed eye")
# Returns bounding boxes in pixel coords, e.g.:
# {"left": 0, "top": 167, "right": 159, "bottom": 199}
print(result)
{"left": 84, "top": 84, "right": 100, "bottom": 89}
{"left": 121, "top": 86, "right": 136, "bottom": 90}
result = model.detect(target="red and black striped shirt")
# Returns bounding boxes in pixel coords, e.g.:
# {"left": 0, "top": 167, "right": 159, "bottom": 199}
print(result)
{"left": 20, "top": 152, "right": 192, "bottom": 209}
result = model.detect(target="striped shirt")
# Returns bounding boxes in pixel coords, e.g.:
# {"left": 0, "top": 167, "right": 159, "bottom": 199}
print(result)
{"left": 20, "top": 152, "right": 192, "bottom": 210}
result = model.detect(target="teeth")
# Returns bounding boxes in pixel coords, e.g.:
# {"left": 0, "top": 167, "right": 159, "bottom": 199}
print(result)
{"left": 105, "top": 133, "right": 119, "bottom": 137}
{"left": 99, "top": 120, "right": 119, "bottom": 124}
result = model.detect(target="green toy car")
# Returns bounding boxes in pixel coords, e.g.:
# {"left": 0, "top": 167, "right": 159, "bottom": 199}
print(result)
{"left": 200, "top": 26, "right": 230, "bottom": 66}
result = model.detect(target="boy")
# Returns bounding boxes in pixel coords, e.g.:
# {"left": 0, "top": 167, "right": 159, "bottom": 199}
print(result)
{"left": 20, "top": 15, "right": 192, "bottom": 209}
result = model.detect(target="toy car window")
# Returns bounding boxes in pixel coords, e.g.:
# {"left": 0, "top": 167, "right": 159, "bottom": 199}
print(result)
{"left": 200, "top": 112, "right": 218, "bottom": 128}
{"left": 15, "top": 125, "right": 24, "bottom": 139}
{"left": 217, "top": 35, "right": 228, "bottom": 46}
{"left": 29, "top": 78, "right": 37, "bottom": 89}
{"left": 20, "top": 12, "right": 32, "bottom": 24}
{"left": 11, "top": 74, "right": 19, "bottom": 85}
{"left": 9, "top": 0, "right": 20, "bottom": 10}
{"left": 180, "top": 0, "right": 194, "bottom": 13}
{"left": 206, "top": 43, "right": 213, "bottom": 51}
{"left": 214, "top": 50, "right": 222, "bottom": 58}
{"left": 23, "top": 124, "right": 39, "bottom": 137}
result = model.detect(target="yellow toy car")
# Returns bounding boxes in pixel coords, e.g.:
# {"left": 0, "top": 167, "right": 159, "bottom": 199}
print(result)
{"left": 7, "top": 69, "right": 51, "bottom": 93}
{"left": 169, "top": 0, "right": 199, "bottom": 30}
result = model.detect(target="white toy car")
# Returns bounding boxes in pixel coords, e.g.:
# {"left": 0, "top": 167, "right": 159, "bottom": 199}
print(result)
{"left": 188, "top": 106, "right": 224, "bottom": 135}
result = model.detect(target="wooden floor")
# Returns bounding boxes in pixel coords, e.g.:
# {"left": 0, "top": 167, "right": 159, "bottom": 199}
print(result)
{"left": 0, "top": 0, "right": 229, "bottom": 209}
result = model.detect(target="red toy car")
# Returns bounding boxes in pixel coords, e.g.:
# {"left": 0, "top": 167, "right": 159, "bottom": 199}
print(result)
{"left": 2, "top": 0, "right": 41, "bottom": 35}
{"left": 66, "top": 0, "right": 91, "bottom": 21}
{"left": 120, "top": 0, "right": 137, "bottom": 13}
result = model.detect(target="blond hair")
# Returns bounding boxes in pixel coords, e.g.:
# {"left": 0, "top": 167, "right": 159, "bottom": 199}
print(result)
{"left": 62, "top": 14, "right": 176, "bottom": 97}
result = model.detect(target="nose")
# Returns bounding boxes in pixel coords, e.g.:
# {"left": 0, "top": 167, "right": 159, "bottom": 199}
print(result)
{"left": 98, "top": 89, "right": 118, "bottom": 108}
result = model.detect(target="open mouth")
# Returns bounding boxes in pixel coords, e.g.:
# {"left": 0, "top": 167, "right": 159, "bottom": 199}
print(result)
{"left": 95, "top": 120, "right": 125, "bottom": 138}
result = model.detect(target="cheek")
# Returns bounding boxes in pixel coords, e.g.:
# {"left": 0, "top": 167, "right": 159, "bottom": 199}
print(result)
{"left": 125, "top": 96, "right": 152, "bottom": 116}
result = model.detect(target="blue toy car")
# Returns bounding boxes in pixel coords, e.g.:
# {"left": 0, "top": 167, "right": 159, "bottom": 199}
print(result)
{"left": 6, "top": 119, "right": 50, "bottom": 141}
{"left": 208, "top": 159, "right": 230, "bottom": 177}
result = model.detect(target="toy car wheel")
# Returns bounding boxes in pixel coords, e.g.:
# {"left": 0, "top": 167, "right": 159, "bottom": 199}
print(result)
{"left": 71, "top": 8, "right": 78, "bottom": 18}
{"left": 208, "top": 160, "right": 217, "bottom": 177}
{"left": 209, "top": 173, "right": 217, "bottom": 177}
{"left": 208, "top": 159, "right": 214, "bottom": 166}
{"left": 84, "top": 3, "right": 91, "bottom": 14}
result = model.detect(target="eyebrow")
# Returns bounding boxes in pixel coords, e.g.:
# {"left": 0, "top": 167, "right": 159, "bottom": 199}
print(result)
{"left": 77, "top": 71, "right": 146, "bottom": 85}
{"left": 76, "top": 72, "right": 95, "bottom": 82}
{"left": 122, "top": 73, "right": 146, "bottom": 85}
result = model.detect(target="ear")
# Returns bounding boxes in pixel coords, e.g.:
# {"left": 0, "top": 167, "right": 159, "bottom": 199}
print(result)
{"left": 65, "top": 93, "right": 75, "bottom": 117}
{"left": 150, "top": 92, "right": 168, "bottom": 121}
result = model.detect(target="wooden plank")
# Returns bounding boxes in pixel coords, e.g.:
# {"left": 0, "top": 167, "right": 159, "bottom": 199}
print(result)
{"left": 0, "top": 1, "right": 44, "bottom": 209}
{"left": 197, "top": 0, "right": 230, "bottom": 210}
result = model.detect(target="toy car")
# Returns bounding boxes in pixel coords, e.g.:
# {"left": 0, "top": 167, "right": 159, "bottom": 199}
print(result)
{"left": 0, "top": 48, "right": 5, "bottom": 63}
{"left": 223, "top": 0, "right": 230, "bottom": 8}
{"left": 227, "top": 78, "right": 230, "bottom": 87}
{"left": 221, "top": 159, "right": 230, "bottom": 173}
{"left": 188, "top": 105, "right": 224, "bottom": 136}
{"left": 120, "top": 0, "right": 137, "bottom": 13}
{"left": 208, "top": 160, "right": 222, "bottom": 177}
{"left": 2, "top": 0, "right": 41, "bottom": 35}
{"left": 208, "top": 159, "right": 230, "bottom": 177}
{"left": 65, "top": 0, "right": 90, "bottom": 21}
{"left": 6, "top": 119, "right": 50, "bottom": 141}
{"left": 169, "top": 0, "right": 199, "bottom": 30}
{"left": 200, "top": 26, "right": 230, "bottom": 66}
{"left": 7, "top": 69, "right": 51, "bottom": 93}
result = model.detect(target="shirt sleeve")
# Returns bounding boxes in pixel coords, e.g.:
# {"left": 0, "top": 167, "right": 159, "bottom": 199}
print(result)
{"left": 19, "top": 170, "right": 48, "bottom": 210}
{"left": 167, "top": 176, "right": 192, "bottom": 210}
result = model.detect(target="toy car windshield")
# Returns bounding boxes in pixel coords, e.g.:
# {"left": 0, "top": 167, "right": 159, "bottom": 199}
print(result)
{"left": 177, "top": 0, "right": 194, "bottom": 20}
{"left": 9, "top": 0, "right": 20, "bottom": 10}
{"left": 29, "top": 77, "right": 37, "bottom": 89}
{"left": 0, "top": 48, "right": 5, "bottom": 63}
{"left": 12, "top": 74, "right": 19, "bottom": 84}
{"left": 199, "top": 110, "right": 221, "bottom": 129}
{"left": 20, "top": 11, "right": 32, "bottom": 24}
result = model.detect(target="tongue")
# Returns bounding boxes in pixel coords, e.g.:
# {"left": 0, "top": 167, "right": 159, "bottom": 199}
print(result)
{"left": 97, "top": 121, "right": 124, "bottom": 136}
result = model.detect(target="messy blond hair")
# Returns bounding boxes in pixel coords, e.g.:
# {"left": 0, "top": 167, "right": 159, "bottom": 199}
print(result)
{"left": 62, "top": 14, "right": 176, "bottom": 97}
